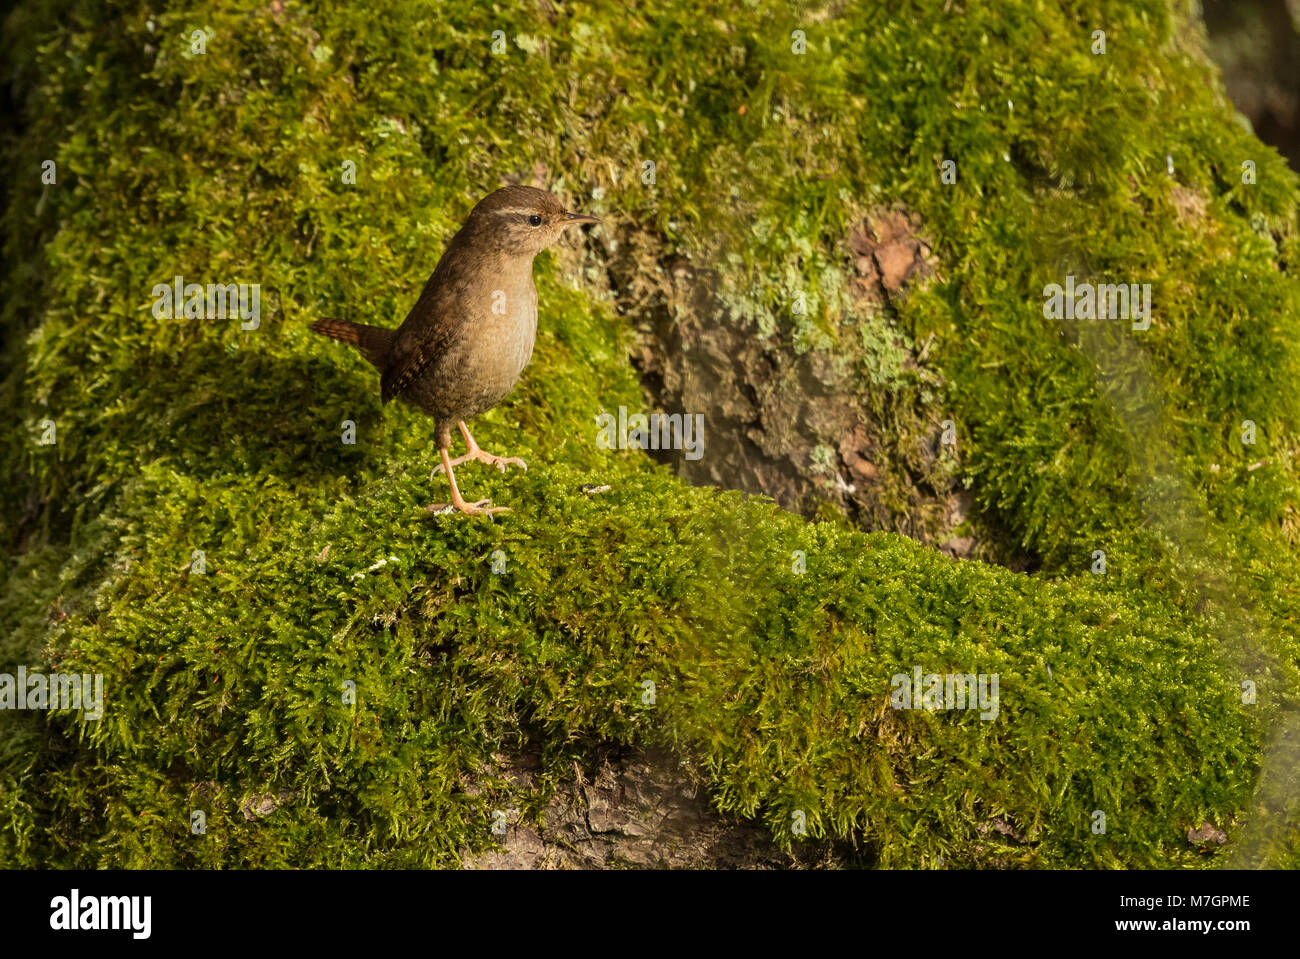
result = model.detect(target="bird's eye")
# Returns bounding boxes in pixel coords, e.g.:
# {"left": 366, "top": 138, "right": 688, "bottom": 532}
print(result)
{"left": 527, "top": 214, "right": 543, "bottom": 227}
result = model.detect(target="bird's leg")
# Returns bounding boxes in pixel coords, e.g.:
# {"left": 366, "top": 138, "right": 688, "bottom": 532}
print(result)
{"left": 430, "top": 421, "right": 527, "bottom": 475}
{"left": 426, "top": 446, "right": 510, "bottom": 518}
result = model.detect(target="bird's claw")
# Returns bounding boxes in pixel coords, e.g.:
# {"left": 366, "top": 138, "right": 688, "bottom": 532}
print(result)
{"left": 424, "top": 499, "right": 511, "bottom": 520}
{"left": 433, "top": 451, "right": 526, "bottom": 477}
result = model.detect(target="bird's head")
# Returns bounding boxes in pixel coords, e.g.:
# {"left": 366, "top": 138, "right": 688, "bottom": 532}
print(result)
{"left": 466, "top": 185, "right": 599, "bottom": 257}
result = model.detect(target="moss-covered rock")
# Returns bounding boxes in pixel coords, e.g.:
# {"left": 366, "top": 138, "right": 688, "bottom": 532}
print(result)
{"left": 2, "top": 0, "right": 1299, "bottom": 868}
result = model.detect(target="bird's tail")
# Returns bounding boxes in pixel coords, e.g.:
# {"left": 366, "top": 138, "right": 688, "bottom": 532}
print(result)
{"left": 310, "top": 318, "right": 395, "bottom": 370}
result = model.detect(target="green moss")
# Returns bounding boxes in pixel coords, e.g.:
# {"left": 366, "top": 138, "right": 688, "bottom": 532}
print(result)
{"left": 2, "top": 0, "right": 1299, "bottom": 868}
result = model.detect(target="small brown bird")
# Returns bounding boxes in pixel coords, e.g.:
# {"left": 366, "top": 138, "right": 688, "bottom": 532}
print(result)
{"left": 312, "top": 185, "right": 598, "bottom": 516}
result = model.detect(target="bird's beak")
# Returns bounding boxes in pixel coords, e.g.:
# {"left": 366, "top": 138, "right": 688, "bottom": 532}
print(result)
{"left": 563, "top": 211, "right": 600, "bottom": 225}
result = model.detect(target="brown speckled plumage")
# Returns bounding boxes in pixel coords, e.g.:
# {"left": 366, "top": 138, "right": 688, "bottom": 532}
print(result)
{"left": 311, "top": 185, "right": 598, "bottom": 515}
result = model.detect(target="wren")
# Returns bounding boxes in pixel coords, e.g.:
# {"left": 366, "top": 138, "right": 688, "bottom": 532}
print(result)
{"left": 312, "top": 185, "right": 599, "bottom": 516}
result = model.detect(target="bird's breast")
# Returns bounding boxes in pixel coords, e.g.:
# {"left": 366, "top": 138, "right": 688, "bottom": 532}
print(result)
{"left": 452, "top": 274, "right": 536, "bottom": 415}
{"left": 503, "top": 282, "right": 538, "bottom": 379}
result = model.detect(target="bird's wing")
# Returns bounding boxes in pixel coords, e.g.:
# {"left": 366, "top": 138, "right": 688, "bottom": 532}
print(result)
{"left": 380, "top": 271, "right": 465, "bottom": 405}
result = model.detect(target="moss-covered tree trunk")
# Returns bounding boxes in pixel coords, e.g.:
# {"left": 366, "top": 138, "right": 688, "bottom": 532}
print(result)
{"left": 2, "top": 0, "right": 1300, "bottom": 868}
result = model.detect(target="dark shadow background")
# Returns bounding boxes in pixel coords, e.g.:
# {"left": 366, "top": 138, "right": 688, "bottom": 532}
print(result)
{"left": 1205, "top": 0, "right": 1300, "bottom": 172}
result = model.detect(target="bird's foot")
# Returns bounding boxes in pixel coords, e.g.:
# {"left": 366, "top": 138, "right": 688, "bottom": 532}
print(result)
{"left": 424, "top": 497, "right": 511, "bottom": 519}
{"left": 431, "top": 448, "right": 527, "bottom": 477}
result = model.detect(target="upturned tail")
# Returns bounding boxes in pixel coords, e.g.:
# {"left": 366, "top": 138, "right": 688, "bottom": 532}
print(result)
{"left": 310, "top": 318, "right": 395, "bottom": 370}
